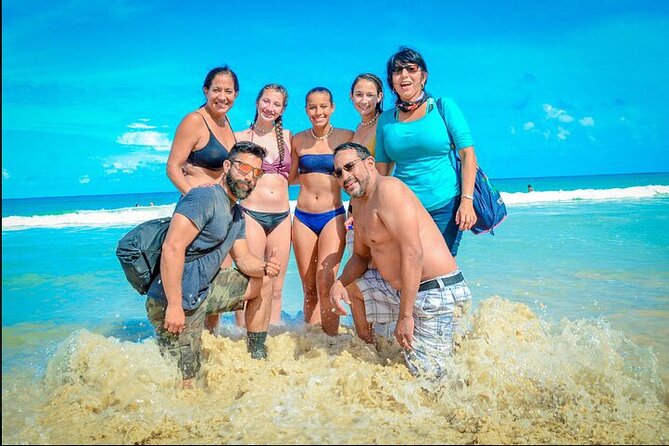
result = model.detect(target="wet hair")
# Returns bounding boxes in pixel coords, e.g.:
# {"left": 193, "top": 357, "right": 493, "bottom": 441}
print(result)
{"left": 253, "top": 84, "right": 289, "bottom": 165}
{"left": 305, "top": 86, "right": 334, "bottom": 106}
{"left": 334, "top": 142, "right": 372, "bottom": 160}
{"left": 350, "top": 73, "right": 384, "bottom": 115}
{"left": 203, "top": 65, "right": 239, "bottom": 92}
{"left": 385, "top": 46, "right": 428, "bottom": 101}
{"left": 228, "top": 141, "right": 267, "bottom": 162}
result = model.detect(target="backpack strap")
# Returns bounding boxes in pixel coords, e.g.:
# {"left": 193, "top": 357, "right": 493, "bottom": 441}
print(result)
{"left": 435, "top": 97, "right": 462, "bottom": 177}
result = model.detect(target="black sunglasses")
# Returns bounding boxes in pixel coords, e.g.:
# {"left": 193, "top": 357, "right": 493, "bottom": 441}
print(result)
{"left": 333, "top": 159, "right": 363, "bottom": 179}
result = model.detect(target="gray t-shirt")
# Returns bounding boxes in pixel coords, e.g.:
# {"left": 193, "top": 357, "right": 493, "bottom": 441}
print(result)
{"left": 147, "top": 184, "right": 246, "bottom": 310}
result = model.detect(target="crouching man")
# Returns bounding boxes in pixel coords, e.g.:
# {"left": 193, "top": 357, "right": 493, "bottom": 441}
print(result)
{"left": 146, "top": 141, "right": 280, "bottom": 387}
{"left": 329, "top": 143, "right": 471, "bottom": 377}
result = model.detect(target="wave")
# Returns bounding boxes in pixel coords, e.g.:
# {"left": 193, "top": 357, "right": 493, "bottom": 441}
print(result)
{"left": 2, "top": 185, "right": 668, "bottom": 231}
{"left": 501, "top": 184, "right": 669, "bottom": 205}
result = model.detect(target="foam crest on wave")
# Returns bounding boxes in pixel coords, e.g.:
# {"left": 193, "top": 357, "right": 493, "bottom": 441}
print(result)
{"left": 502, "top": 184, "right": 669, "bottom": 205}
{"left": 1, "top": 204, "right": 175, "bottom": 231}
{"left": 3, "top": 185, "right": 668, "bottom": 230}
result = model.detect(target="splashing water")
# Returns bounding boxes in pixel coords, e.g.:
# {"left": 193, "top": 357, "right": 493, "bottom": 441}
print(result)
{"left": 2, "top": 297, "right": 668, "bottom": 444}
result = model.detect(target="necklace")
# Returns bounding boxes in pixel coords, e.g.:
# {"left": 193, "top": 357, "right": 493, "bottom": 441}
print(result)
{"left": 310, "top": 125, "right": 334, "bottom": 141}
{"left": 252, "top": 122, "right": 275, "bottom": 136}
{"left": 360, "top": 112, "right": 379, "bottom": 127}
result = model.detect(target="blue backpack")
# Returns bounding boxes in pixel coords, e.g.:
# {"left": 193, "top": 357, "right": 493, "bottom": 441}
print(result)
{"left": 436, "top": 98, "right": 508, "bottom": 235}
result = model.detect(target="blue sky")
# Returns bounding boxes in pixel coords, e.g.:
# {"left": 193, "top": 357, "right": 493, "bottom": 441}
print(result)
{"left": 3, "top": 0, "right": 669, "bottom": 198}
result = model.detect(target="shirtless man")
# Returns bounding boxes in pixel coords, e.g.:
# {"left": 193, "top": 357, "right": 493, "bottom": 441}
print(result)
{"left": 329, "top": 142, "right": 472, "bottom": 376}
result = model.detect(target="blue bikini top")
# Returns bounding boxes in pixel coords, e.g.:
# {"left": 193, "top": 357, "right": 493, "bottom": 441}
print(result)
{"left": 187, "top": 112, "right": 232, "bottom": 170}
{"left": 298, "top": 154, "right": 335, "bottom": 175}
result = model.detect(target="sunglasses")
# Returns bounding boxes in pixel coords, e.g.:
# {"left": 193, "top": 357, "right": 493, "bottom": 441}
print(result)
{"left": 392, "top": 64, "right": 421, "bottom": 75}
{"left": 333, "top": 158, "right": 363, "bottom": 179}
{"left": 232, "top": 159, "right": 264, "bottom": 178}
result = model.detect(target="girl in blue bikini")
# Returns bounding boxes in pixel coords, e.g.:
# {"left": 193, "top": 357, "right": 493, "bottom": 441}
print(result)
{"left": 290, "top": 87, "right": 353, "bottom": 335}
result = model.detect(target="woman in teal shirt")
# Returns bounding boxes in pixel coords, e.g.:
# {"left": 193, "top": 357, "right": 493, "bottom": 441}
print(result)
{"left": 375, "top": 47, "right": 478, "bottom": 256}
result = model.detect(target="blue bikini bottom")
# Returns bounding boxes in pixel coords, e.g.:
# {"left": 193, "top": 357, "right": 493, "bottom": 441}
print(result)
{"left": 294, "top": 206, "right": 345, "bottom": 236}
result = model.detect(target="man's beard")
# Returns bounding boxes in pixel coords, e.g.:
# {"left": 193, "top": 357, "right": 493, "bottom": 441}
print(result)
{"left": 225, "top": 173, "right": 255, "bottom": 200}
{"left": 346, "top": 174, "right": 368, "bottom": 198}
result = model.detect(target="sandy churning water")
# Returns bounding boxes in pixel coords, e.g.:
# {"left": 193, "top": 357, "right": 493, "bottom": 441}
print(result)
{"left": 2, "top": 296, "right": 668, "bottom": 444}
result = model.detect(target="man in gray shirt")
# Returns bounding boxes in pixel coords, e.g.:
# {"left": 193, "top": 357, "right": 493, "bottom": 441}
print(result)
{"left": 147, "top": 141, "right": 280, "bottom": 387}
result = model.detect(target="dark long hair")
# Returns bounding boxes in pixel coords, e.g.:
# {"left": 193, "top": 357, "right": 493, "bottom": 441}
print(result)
{"left": 350, "top": 73, "right": 384, "bottom": 115}
{"left": 385, "top": 47, "right": 428, "bottom": 102}
{"left": 201, "top": 66, "right": 239, "bottom": 106}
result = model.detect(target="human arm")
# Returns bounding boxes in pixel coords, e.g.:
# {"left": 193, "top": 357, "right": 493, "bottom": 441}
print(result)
{"left": 376, "top": 181, "right": 423, "bottom": 350}
{"left": 230, "top": 241, "right": 280, "bottom": 278}
{"left": 160, "top": 213, "right": 201, "bottom": 334}
{"left": 330, "top": 229, "right": 372, "bottom": 315}
{"left": 455, "top": 146, "right": 478, "bottom": 231}
{"left": 373, "top": 114, "right": 394, "bottom": 176}
{"left": 288, "top": 133, "right": 300, "bottom": 185}
{"left": 166, "top": 113, "right": 202, "bottom": 195}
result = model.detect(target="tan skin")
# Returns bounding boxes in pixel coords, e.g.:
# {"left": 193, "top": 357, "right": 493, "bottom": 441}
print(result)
{"left": 160, "top": 152, "right": 281, "bottom": 387}
{"left": 375, "top": 64, "right": 478, "bottom": 232}
{"left": 166, "top": 73, "right": 238, "bottom": 195}
{"left": 328, "top": 149, "right": 458, "bottom": 349}
{"left": 350, "top": 78, "right": 383, "bottom": 153}
{"left": 345, "top": 78, "right": 384, "bottom": 308}
{"left": 166, "top": 72, "right": 238, "bottom": 330}
{"left": 234, "top": 88, "right": 293, "bottom": 326}
{"left": 290, "top": 91, "right": 353, "bottom": 335}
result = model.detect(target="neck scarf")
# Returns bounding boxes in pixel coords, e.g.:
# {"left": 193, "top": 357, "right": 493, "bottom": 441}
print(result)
{"left": 396, "top": 91, "right": 427, "bottom": 112}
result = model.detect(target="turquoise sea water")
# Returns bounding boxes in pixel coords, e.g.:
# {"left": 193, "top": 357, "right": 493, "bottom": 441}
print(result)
{"left": 3, "top": 172, "right": 669, "bottom": 444}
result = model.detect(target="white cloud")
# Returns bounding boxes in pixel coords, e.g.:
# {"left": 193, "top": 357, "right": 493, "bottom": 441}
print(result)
{"left": 557, "top": 127, "right": 570, "bottom": 140}
{"left": 523, "top": 121, "right": 535, "bottom": 131}
{"left": 79, "top": 175, "right": 91, "bottom": 184}
{"left": 579, "top": 117, "right": 595, "bottom": 127}
{"left": 2, "top": 169, "right": 9, "bottom": 179}
{"left": 116, "top": 131, "right": 171, "bottom": 151}
{"left": 127, "top": 123, "right": 156, "bottom": 129}
{"left": 104, "top": 152, "right": 168, "bottom": 174}
{"left": 543, "top": 104, "right": 574, "bottom": 123}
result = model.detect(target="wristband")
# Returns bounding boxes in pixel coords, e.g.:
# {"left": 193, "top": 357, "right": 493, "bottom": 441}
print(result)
{"left": 461, "top": 193, "right": 474, "bottom": 200}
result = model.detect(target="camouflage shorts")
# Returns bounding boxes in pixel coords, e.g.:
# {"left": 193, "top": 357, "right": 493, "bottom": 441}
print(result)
{"left": 146, "top": 267, "right": 249, "bottom": 379}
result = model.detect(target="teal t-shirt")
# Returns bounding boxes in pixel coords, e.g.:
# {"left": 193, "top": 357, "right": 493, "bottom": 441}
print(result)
{"left": 375, "top": 97, "right": 474, "bottom": 211}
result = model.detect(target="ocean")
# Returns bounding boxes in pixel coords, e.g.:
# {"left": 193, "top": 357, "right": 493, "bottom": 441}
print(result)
{"left": 2, "top": 172, "right": 669, "bottom": 444}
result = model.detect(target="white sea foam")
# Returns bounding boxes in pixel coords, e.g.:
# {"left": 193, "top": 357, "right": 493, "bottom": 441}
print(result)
{"left": 2, "top": 185, "right": 668, "bottom": 231}
{"left": 2, "top": 204, "right": 175, "bottom": 231}
{"left": 501, "top": 184, "right": 669, "bottom": 205}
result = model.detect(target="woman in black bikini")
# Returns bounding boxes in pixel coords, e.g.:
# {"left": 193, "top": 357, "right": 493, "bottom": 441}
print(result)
{"left": 166, "top": 66, "right": 239, "bottom": 331}
{"left": 167, "top": 66, "right": 239, "bottom": 195}
{"left": 234, "top": 84, "right": 293, "bottom": 326}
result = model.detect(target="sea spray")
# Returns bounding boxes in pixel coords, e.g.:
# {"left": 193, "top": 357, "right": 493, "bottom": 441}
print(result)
{"left": 2, "top": 297, "right": 667, "bottom": 444}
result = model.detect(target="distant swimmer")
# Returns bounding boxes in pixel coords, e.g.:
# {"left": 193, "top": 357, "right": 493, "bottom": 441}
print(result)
{"left": 329, "top": 142, "right": 472, "bottom": 377}
{"left": 527, "top": 184, "right": 535, "bottom": 192}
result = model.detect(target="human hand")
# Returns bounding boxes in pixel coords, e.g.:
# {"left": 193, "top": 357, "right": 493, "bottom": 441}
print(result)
{"left": 164, "top": 304, "right": 186, "bottom": 334}
{"left": 329, "top": 280, "right": 350, "bottom": 316}
{"left": 394, "top": 315, "right": 415, "bottom": 350}
{"left": 455, "top": 199, "right": 477, "bottom": 231}
{"left": 345, "top": 215, "right": 354, "bottom": 231}
{"left": 264, "top": 247, "right": 281, "bottom": 278}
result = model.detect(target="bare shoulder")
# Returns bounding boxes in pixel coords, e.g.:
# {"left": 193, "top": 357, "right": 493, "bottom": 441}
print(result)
{"left": 377, "top": 176, "right": 409, "bottom": 196}
{"left": 292, "top": 130, "right": 310, "bottom": 149}
{"left": 235, "top": 127, "right": 253, "bottom": 142}
{"left": 334, "top": 128, "right": 355, "bottom": 143}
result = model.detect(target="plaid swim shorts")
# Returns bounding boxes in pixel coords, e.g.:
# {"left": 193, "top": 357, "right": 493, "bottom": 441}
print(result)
{"left": 146, "top": 267, "right": 249, "bottom": 379}
{"left": 355, "top": 268, "right": 472, "bottom": 377}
